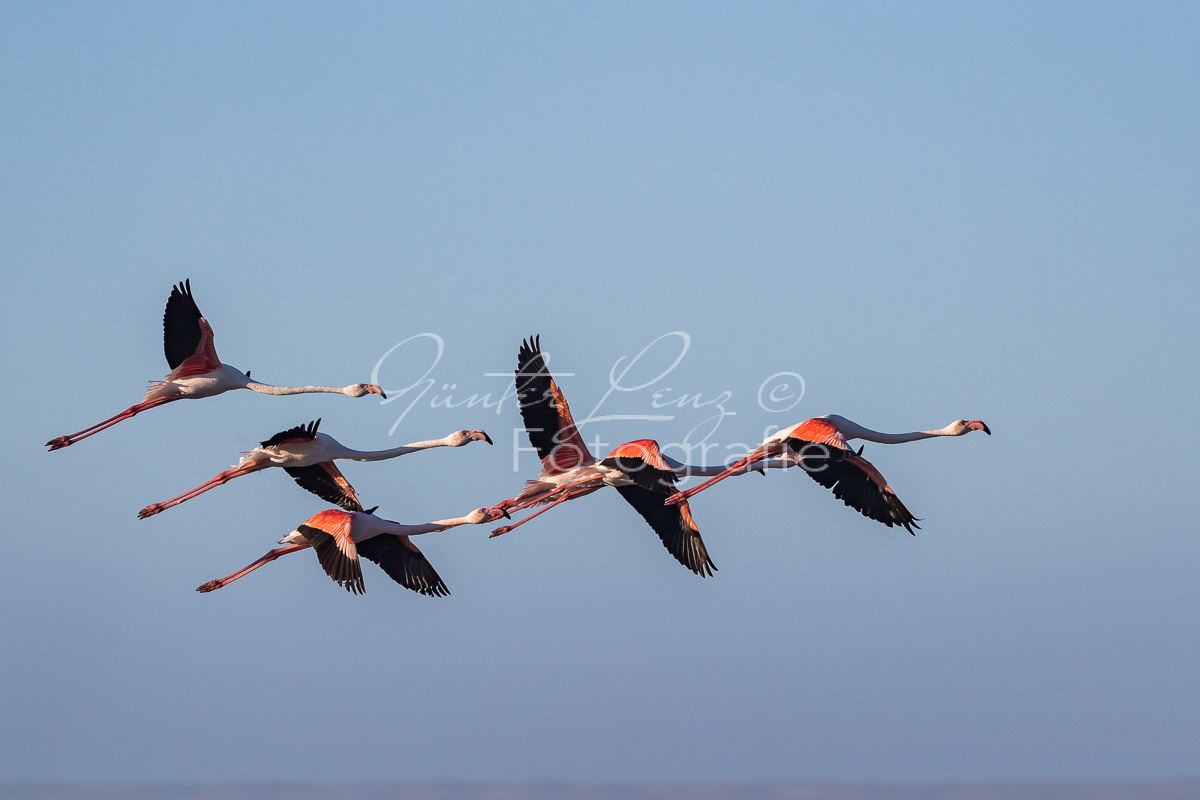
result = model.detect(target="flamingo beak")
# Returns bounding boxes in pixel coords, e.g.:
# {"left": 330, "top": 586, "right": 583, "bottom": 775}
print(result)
{"left": 501, "top": 507, "right": 511, "bottom": 519}
{"left": 364, "top": 384, "right": 387, "bottom": 399}
{"left": 970, "top": 420, "right": 991, "bottom": 435}
{"left": 472, "top": 430, "right": 493, "bottom": 445}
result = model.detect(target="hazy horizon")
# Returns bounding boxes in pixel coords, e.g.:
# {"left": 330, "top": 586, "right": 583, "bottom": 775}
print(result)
{"left": 5, "top": 780, "right": 1200, "bottom": 800}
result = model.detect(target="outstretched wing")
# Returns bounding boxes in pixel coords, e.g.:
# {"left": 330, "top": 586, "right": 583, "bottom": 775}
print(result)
{"left": 297, "top": 509, "right": 364, "bottom": 594}
{"left": 163, "top": 279, "right": 220, "bottom": 373}
{"left": 260, "top": 419, "right": 320, "bottom": 448}
{"left": 602, "top": 439, "right": 715, "bottom": 576}
{"left": 283, "top": 461, "right": 364, "bottom": 511}
{"left": 785, "top": 437, "right": 920, "bottom": 533}
{"left": 615, "top": 486, "right": 716, "bottom": 577}
{"left": 356, "top": 535, "right": 449, "bottom": 597}
{"left": 516, "top": 335, "right": 593, "bottom": 475}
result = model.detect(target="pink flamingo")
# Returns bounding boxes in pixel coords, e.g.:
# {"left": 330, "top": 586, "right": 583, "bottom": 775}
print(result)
{"left": 46, "top": 280, "right": 385, "bottom": 450}
{"left": 489, "top": 336, "right": 716, "bottom": 576}
{"left": 196, "top": 506, "right": 507, "bottom": 595}
{"left": 138, "top": 418, "right": 492, "bottom": 518}
{"left": 664, "top": 415, "right": 991, "bottom": 533}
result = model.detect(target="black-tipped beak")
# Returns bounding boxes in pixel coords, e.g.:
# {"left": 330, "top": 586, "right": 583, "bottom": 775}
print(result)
{"left": 475, "top": 431, "right": 493, "bottom": 445}
{"left": 502, "top": 508, "right": 511, "bottom": 520}
{"left": 982, "top": 424, "right": 991, "bottom": 435}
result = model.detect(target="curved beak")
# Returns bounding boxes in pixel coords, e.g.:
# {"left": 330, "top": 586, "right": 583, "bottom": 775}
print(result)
{"left": 970, "top": 419, "right": 991, "bottom": 435}
{"left": 471, "top": 430, "right": 493, "bottom": 445}
{"left": 364, "top": 384, "right": 387, "bottom": 399}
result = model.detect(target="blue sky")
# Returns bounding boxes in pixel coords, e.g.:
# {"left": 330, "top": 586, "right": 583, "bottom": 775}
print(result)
{"left": 2, "top": 0, "right": 1197, "bottom": 785}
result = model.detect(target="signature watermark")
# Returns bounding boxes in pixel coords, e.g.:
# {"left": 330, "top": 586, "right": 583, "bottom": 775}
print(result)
{"left": 370, "top": 331, "right": 809, "bottom": 470}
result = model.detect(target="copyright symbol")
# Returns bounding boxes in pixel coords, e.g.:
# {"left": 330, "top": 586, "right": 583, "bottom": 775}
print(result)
{"left": 757, "top": 371, "right": 805, "bottom": 412}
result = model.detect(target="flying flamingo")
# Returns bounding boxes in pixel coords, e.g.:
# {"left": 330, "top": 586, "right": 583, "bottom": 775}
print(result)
{"left": 46, "top": 280, "right": 386, "bottom": 451}
{"left": 196, "top": 506, "right": 507, "bottom": 595}
{"left": 138, "top": 418, "right": 492, "bottom": 518}
{"left": 488, "top": 336, "right": 716, "bottom": 577}
{"left": 664, "top": 414, "right": 991, "bottom": 533}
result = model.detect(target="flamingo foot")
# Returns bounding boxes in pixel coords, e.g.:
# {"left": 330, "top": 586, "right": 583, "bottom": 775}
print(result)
{"left": 489, "top": 525, "right": 512, "bottom": 538}
{"left": 663, "top": 491, "right": 687, "bottom": 506}
{"left": 138, "top": 503, "right": 164, "bottom": 519}
{"left": 196, "top": 580, "right": 224, "bottom": 593}
{"left": 45, "top": 436, "right": 71, "bottom": 451}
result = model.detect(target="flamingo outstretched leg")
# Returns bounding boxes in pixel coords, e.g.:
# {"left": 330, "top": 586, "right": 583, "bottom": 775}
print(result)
{"left": 139, "top": 459, "right": 271, "bottom": 518}
{"left": 46, "top": 396, "right": 180, "bottom": 451}
{"left": 489, "top": 487, "right": 597, "bottom": 537}
{"left": 663, "top": 448, "right": 778, "bottom": 505}
{"left": 493, "top": 473, "right": 601, "bottom": 516}
{"left": 196, "top": 543, "right": 310, "bottom": 593}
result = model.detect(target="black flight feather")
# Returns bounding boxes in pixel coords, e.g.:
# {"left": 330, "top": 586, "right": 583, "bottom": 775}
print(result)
{"left": 162, "top": 279, "right": 205, "bottom": 370}
{"left": 357, "top": 536, "right": 449, "bottom": 597}
{"left": 260, "top": 419, "right": 320, "bottom": 448}
{"left": 614, "top": 485, "right": 716, "bottom": 577}
{"left": 297, "top": 523, "right": 364, "bottom": 594}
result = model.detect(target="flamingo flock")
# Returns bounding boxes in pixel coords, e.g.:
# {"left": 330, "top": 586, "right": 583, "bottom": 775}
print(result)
{"left": 47, "top": 281, "right": 991, "bottom": 597}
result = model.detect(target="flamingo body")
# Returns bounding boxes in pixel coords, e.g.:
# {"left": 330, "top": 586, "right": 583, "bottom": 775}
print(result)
{"left": 492, "top": 337, "right": 716, "bottom": 577}
{"left": 147, "top": 363, "right": 253, "bottom": 401}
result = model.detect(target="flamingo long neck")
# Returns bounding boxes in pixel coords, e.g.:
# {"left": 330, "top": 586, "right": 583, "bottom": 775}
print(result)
{"left": 826, "top": 415, "right": 954, "bottom": 444}
{"left": 381, "top": 516, "right": 474, "bottom": 536}
{"left": 427, "top": 515, "right": 479, "bottom": 532}
{"left": 245, "top": 381, "right": 356, "bottom": 396}
{"left": 330, "top": 438, "right": 452, "bottom": 462}
{"left": 399, "top": 437, "right": 457, "bottom": 450}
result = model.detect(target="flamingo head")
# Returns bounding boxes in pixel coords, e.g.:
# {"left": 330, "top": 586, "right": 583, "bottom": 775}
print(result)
{"left": 346, "top": 383, "right": 387, "bottom": 399}
{"left": 949, "top": 419, "right": 991, "bottom": 436}
{"left": 447, "top": 429, "right": 493, "bottom": 446}
{"left": 464, "top": 507, "right": 508, "bottom": 525}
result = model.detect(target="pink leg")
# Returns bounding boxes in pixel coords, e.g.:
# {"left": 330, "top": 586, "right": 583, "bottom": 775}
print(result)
{"left": 664, "top": 449, "right": 778, "bottom": 506}
{"left": 46, "top": 396, "right": 179, "bottom": 451}
{"left": 493, "top": 474, "right": 600, "bottom": 517}
{"left": 508, "top": 475, "right": 602, "bottom": 513}
{"left": 491, "top": 493, "right": 536, "bottom": 517}
{"left": 138, "top": 460, "right": 271, "bottom": 518}
{"left": 489, "top": 487, "right": 594, "bottom": 537}
{"left": 195, "top": 543, "right": 310, "bottom": 593}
